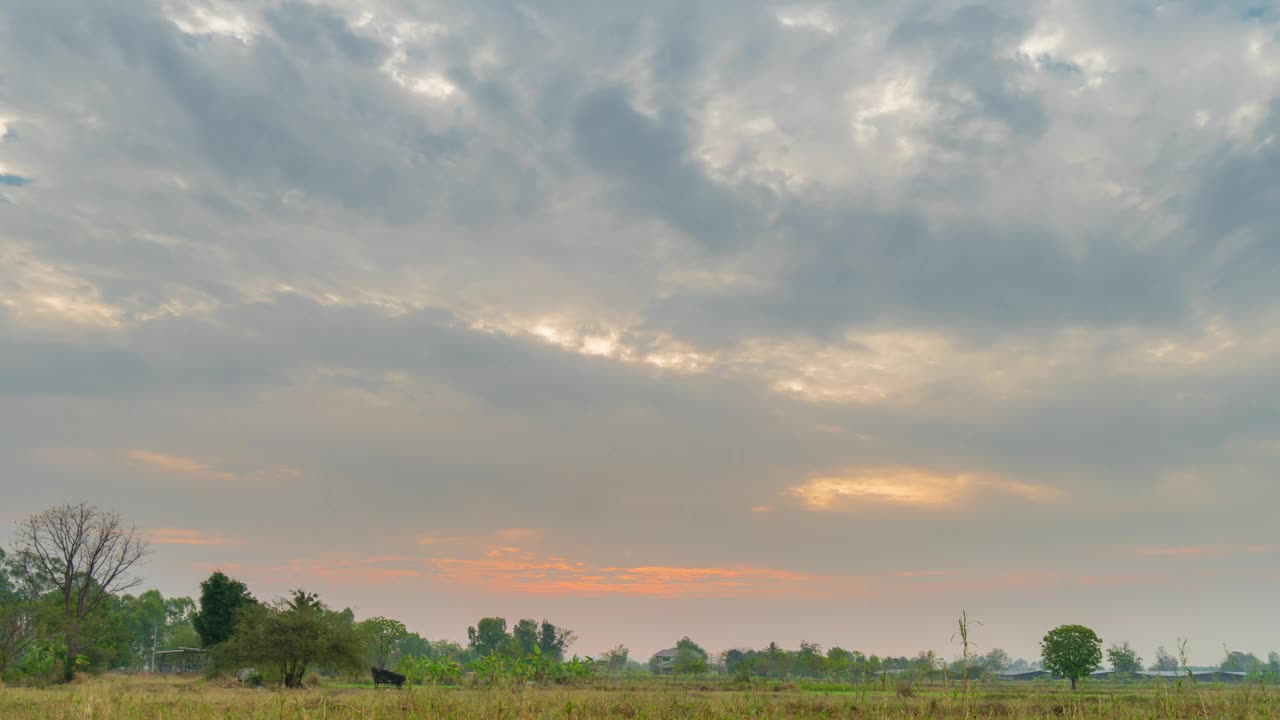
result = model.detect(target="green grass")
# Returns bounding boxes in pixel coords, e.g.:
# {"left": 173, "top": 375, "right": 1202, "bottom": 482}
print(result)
{"left": 2, "top": 675, "right": 1278, "bottom": 719}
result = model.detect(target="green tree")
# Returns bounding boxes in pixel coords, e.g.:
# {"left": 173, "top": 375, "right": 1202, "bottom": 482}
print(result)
{"left": 120, "top": 590, "right": 168, "bottom": 669}
{"left": 538, "top": 620, "right": 575, "bottom": 660}
{"left": 0, "top": 549, "right": 36, "bottom": 678}
{"left": 192, "top": 571, "right": 256, "bottom": 648}
{"left": 397, "top": 632, "right": 431, "bottom": 660}
{"left": 796, "top": 641, "right": 826, "bottom": 677}
{"left": 1150, "top": 646, "right": 1179, "bottom": 672}
{"left": 1220, "top": 648, "right": 1261, "bottom": 673}
{"left": 219, "top": 589, "right": 363, "bottom": 688}
{"left": 1040, "top": 625, "right": 1103, "bottom": 690}
{"left": 601, "top": 645, "right": 629, "bottom": 673}
{"left": 984, "top": 648, "right": 1012, "bottom": 675}
{"left": 512, "top": 618, "right": 539, "bottom": 656}
{"left": 358, "top": 616, "right": 407, "bottom": 669}
{"left": 673, "top": 646, "right": 708, "bottom": 675}
{"left": 466, "top": 617, "right": 509, "bottom": 657}
{"left": 1106, "top": 641, "right": 1142, "bottom": 675}
{"left": 11, "top": 503, "right": 150, "bottom": 682}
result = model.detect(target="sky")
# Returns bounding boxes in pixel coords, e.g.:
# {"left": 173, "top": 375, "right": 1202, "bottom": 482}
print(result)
{"left": 2, "top": 0, "right": 1279, "bottom": 666}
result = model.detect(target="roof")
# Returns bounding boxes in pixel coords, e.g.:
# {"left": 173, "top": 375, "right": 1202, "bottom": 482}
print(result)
{"left": 155, "top": 647, "right": 207, "bottom": 655}
{"left": 651, "top": 648, "right": 680, "bottom": 659}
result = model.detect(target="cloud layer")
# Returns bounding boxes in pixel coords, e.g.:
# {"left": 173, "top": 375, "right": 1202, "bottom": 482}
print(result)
{"left": 2, "top": 0, "right": 1280, "bottom": 661}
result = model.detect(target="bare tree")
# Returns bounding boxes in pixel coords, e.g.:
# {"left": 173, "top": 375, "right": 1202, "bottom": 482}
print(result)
{"left": 12, "top": 503, "right": 149, "bottom": 681}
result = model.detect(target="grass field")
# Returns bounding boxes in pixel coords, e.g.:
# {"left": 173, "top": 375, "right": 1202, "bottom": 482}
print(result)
{"left": 2, "top": 676, "right": 1279, "bottom": 719}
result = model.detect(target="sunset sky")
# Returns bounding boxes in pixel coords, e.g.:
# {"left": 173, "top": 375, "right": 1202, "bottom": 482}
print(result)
{"left": 2, "top": 0, "right": 1279, "bottom": 665}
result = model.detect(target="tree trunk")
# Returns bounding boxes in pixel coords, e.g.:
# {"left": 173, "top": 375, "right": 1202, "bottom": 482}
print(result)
{"left": 1070, "top": 676, "right": 1077, "bottom": 690}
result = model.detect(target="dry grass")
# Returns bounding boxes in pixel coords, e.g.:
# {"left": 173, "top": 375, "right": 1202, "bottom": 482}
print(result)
{"left": 1, "top": 675, "right": 1278, "bottom": 719}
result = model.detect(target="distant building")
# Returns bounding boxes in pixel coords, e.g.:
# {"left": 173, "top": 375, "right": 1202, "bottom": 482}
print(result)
{"left": 998, "top": 669, "right": 1050, "bottom": 681}
{"left": 155, "top": 647, "right": 209, "bottom": 673}
{"left": 649, "top": 648, "right": 679, "bottom": 674}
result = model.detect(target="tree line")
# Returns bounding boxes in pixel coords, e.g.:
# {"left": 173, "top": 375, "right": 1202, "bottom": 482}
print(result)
{"left": 3, "top": 504, "right": 1278, "bottom": 689}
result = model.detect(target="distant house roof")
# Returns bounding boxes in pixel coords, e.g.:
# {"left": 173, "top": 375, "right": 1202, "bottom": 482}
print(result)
{"left": 998, "top": 670, "right": 1049, "bottom": 679}
{"left": 651, "top": 648, "right": 680, "bottom": 659}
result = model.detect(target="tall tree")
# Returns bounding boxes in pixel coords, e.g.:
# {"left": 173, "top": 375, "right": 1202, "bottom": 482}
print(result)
{"left": 11, "top": 503, "right": 149, "bottom": 682}
{"left": 1041, "top": 625, "right": 1103, "bottom": 690}
{"left": 0, "top": 549, "right": 35, "bottom": 677}
{"left": 512, "top": 618, "right": 539, "bottom": 656}
{"left": 984, "top": 648, "right": 1012, "bottom": 675}
{"left": 601, "top": 645, "right": 629, "bottom": 673}
{"left": 466, "top": 617, "right": 509, "bottom": 657}
{"left": 1150, "top": 646, "right": 1179, "bottom": 672}
{"left": 192, "top": 570, "right": 255, "bottom": 647}
{"left": 358, "top": 616, "right": 406, "bottom": 669}
{"left": 220, "top": 589, "right": 363, "bottom": 688}
{"left": 1107, "top": 641, "right": 1143, "bottom": 675}
{"left": 538, "top": 620, "right": 575, "bottom": 660}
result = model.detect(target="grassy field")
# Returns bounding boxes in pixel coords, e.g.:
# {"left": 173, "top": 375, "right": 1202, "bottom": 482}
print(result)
{"left": 2, "top": 675, "right": 1278, "bottom": 719}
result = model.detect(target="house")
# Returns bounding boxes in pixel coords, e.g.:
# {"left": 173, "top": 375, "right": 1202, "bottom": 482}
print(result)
{"left": 154, "top": 647, "right": 209, "bottom": 673}
{"left": 649, "top": 648, "right": 680, "bottom": 674}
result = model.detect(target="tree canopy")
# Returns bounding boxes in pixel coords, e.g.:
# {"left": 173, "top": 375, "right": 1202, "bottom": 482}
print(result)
{"left": 192, "top": 571, "right": 256, "bottom": 648}
{"left": 11, "top": 503, "right": 150, "bottom": 681}
{"left": 1107, "top": 641, "right": 1143, "bottom": 675}
{"left": 1041, "top": 624, "right": 1103, "bottom": 689}
{"left": 219, "top": 589, "right": 363, "bottom": 688}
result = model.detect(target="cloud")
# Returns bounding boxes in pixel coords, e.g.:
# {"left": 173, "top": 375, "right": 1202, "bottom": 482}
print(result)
{"left": 1117, "top": 545, "right": 1280, "bottom": 559}
{"left": 428, "top": 556, "right": 844, "bottom": 599}
{"left": 150, "top": 527, "right": 242, "bottom": 546}
{"left": 127, "top": 449, "right": 237, "bottom": 481}
{"left": 791, "top": 468, "right": 1065, "bottom": 511}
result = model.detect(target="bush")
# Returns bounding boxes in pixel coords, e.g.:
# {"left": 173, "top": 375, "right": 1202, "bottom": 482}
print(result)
{"left": 236, "top": 668, "right": 263, "bottom": 688}
{"left": 303, "top": 672, "right": 323, "bottom": 688}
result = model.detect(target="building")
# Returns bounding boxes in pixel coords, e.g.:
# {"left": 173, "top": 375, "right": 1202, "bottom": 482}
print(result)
{"left": 154, "top": 647, "right": 209, "bottom": 673}
{"left": 997, "top": 670, "right": 1050, "bottom": 681}
{"left": 649, "top": 648, "right": 679, "bottom": 674}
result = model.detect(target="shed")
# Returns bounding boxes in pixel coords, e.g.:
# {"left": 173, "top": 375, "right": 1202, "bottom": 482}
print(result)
{"left": 155, "top": 647, "right": 209, "bottom": 673}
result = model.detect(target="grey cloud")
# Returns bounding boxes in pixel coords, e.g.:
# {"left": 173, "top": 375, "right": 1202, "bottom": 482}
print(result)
{"left": 571, "top": 86, "right": 762, "bottom": 252}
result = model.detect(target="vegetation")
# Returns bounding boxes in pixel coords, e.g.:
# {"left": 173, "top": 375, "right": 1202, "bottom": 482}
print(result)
{"left": 192, "top": 571, "right": 255, "bottom": 648}
{"left": 1107, "top": 642, "right": 1143, "bottom": 675}
{"left": 217, "top": 590, "right": 364, "bottom": 688}
{"left": 1041, "top": 625, "right": 1103, "bottom": 690}
{"left": 3, "top": 675, "right": 1280, "bottom": 720}
{"left": 3, "top": 502, "right": 1280, "bottom": 704}
{"left": 10, "top": 504, "right": 150, "bottom": 682}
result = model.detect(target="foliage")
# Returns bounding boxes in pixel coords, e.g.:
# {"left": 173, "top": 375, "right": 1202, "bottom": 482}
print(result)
{"left": 9, "top": 677, "right": 1280, "bottom": 720}
{"left": 538, "top": 620, "right": 576, "bottom": 661}
{"left": 398, "top": 654, "right": 465, "bottom": 685}
{"left": 218, "top": 590, "right": 363, "bottom": 688}
{"left": 10, "top": 503, "right": 150, "bottom": 682}
{"left": 192, "top": 571, "right": 256, "bottom": 648}
{"left": 1107, "top": 642, "right": 1143, "bottom": 675}
{"left": 513, "top": 619, "right": 540, "bottom": 657}
{"left": 1041, "top": 625, "right": 1103, "bottom": 690}
{"left": 984, "top": 648, "right": 1012, "bottom": 675}
{"left": 1221, "top": 648, "right": 1263, "bottom": 673}
{"left": 600, "top": 645, "right": 629, "bottom": 674}
{"left": 467, "top": 617, "right": 509, "bottom": 657}
{"left": 358, "top": 616, "right": 407, "bottom": 669}
{"left": 673, "top": 647, "right": 708, "bottom": 676}
{"left": 0, "top": 550, "right": 35, "bottom": 679}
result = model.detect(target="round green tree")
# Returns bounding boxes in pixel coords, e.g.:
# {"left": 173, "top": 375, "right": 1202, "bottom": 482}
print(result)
{"left": 1040, "top": 624, "right": 1103, "bottom": 689}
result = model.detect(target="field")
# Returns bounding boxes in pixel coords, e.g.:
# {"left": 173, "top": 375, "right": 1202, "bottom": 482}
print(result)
{"left": 2, "top": 676, "right": 1279, "bottom": 719}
